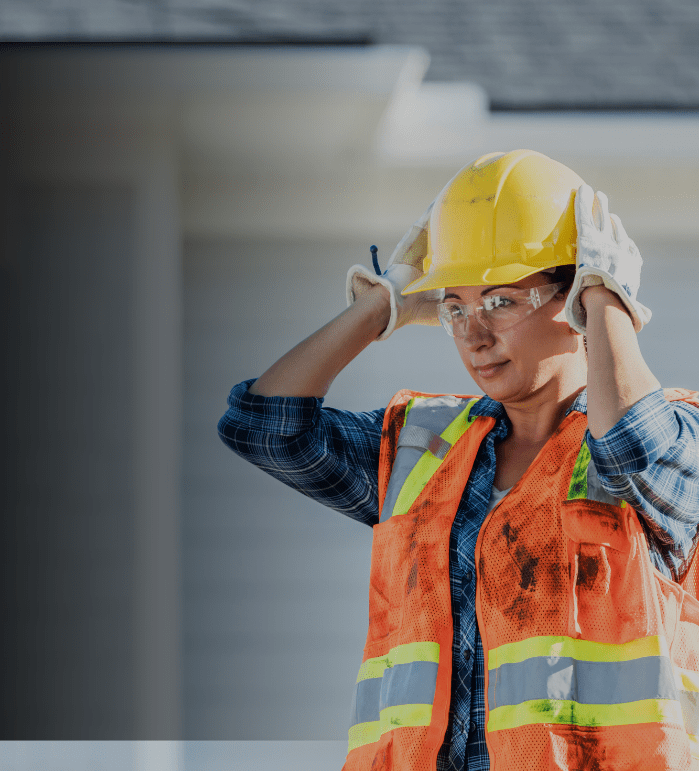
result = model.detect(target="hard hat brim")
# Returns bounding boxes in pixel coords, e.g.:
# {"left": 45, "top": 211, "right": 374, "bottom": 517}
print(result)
{"left": 401, "top": 259, "right": 574, "bottom": 294}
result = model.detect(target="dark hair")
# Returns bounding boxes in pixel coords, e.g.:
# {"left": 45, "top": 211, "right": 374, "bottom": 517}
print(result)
{"left": 545, "top": 263, "right": 576, "bottom": 294}
{"left": 543, "top": 264, "right": 587, "bottom": 355}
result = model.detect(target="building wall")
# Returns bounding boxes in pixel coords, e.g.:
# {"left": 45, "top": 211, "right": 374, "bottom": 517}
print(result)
{"left": 4, "top": 44, "right": 699, "bottom": 745}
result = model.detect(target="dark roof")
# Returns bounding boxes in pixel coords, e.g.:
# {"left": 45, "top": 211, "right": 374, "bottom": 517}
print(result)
{"left": 2, "top": 0, "right": 699, "bottom": 109}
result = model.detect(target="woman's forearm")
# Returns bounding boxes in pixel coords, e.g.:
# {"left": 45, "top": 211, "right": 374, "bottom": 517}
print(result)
{"left": 582, "top": 285, "right": 660, "bottom": 439}
{"left": 248, "top": 285, "right": 391, "bottom": 398}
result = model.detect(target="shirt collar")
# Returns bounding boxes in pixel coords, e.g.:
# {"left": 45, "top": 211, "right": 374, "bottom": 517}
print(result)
{"left": 469, "top": 387, "right": 588, "bottom": 422}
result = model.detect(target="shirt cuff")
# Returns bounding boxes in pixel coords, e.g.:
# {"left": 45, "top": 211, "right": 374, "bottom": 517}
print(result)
{"left": 586, "top": 388, "right": 679, "bottom": 477}
{"left": 223, "top": 378, "right": 325, "bottom": 436}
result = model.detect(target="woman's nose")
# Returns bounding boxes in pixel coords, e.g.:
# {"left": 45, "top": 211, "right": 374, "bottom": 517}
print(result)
{"left": 460, "top": 315, "right": 494, "bottom": 350}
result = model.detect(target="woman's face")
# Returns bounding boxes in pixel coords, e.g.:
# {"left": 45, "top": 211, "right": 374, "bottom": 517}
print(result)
{"left": 445, "top": 273, "right": 584, "bottom": 406}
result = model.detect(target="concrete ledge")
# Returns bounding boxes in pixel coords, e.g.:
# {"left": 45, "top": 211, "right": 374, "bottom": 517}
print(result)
{"left": 0, "top": 742, "right": 348, "bottom": 771}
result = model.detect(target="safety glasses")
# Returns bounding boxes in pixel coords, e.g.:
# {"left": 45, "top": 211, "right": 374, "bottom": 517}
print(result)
{"left": 437, "top": 282, "right": 566, "bottom": 337}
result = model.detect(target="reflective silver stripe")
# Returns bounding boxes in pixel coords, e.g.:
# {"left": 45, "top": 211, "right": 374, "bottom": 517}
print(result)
{"left": 349, "top": 660, "right": 439, "bottom": 728}
{"left": 351, "top": 677, "right": 382, "bottom": 726}
{"left": 381, "top": 396, "right": 472, "bottom": 523}
{"left": 381, "top": 660, "right": 439, "bottom": 709}
{"left": 398, "top": 425, "right": 451, "bottom": 460}
{"left": 381, "top": 444, "right": 422, "bottom": 523}
{"left": 586, "top": 457, "right": 619, "bottom": 506}
{"left": 488, "top": 656, "right": 677, "bottom": 710}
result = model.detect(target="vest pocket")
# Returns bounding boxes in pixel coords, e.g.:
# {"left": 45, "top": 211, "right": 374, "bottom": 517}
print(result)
{"left": 561, "top": 500, "right": 649, "bottom": 642}
{"left": 560, "top": 500, "right": 631, "bottom": 553}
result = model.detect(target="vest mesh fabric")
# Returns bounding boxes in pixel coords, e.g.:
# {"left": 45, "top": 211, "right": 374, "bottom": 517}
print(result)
{"left": 478, "top": 411, "right": 699, "bottom": 770}
{"left": 345, "top": 390, "right": 495, "bottom": 771}
{"left": 348, "top": 390, "right": 699, "bottom": 770}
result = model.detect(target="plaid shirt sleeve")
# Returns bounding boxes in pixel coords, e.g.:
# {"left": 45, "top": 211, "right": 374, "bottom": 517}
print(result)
{"left": 586, "top": 388, "right": 699, "bottom": 580}
{"left": 217, "top": 379, "right": 384, "bottom": 527}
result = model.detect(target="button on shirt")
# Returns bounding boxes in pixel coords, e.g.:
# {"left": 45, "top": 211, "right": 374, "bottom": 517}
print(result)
{"left": 218, "top": 382, "right": 699, "bottom": 770}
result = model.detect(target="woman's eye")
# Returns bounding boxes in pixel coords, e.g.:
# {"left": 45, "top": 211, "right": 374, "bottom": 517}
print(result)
{"left": 446, "top": 304, "right": 464, "bottom": 318}
{"left": 490, "top": 296, "right": 515, "bottom": 309}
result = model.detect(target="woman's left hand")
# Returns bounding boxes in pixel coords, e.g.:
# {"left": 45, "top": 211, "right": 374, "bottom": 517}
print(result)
{"left": 565, "top": 184, "right": 652, "bottom": 334}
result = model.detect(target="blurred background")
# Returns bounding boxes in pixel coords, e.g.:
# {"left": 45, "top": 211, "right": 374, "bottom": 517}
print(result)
{"left": 2, "top": 0, "right": 699, "bottom": 768}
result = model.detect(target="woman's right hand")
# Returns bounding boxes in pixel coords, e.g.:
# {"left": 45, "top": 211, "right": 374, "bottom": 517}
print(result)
{"left": 346, "top": 203, "right": 444, "bottom": 340}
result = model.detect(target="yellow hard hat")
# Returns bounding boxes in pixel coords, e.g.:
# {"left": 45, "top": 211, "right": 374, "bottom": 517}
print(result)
{"left": 402, "top": 149, "right": 584, "bottom": 294}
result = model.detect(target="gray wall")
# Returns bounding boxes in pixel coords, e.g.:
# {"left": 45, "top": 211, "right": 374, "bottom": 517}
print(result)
{"left": 2, "top": 184, "right": 138, "bottom": 737}
{"left": 2, "top": 89, "right": 184, "bottom": 738}
{"left": 183, "top": 232, "right": 699, "bottom": 739}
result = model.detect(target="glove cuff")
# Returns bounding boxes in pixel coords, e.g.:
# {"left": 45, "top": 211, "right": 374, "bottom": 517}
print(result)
{"left": 565, "top": 267, "right": 652, "bottom": 334}
{"left": 346, "top": 264, "right": 397, "bottom": 341}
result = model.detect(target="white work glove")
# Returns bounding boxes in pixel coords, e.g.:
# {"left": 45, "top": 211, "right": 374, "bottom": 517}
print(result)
{"left": 346, "top": 203, "right": 444, "bottom": 340}
{"left": 565, "top": 184, "right": 651, "bottom": 334}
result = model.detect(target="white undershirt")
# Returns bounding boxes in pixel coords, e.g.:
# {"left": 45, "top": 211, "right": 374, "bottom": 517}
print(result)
{"left": 487, "top": 484, "right": 512, "bottom": 512}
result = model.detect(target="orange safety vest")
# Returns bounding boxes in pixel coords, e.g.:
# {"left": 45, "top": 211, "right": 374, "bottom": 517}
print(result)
{"left": 343, "top": 388, "right": 699, "bottom": 771}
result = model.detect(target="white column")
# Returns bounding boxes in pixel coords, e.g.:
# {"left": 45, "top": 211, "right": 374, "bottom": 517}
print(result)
{"left": 4, "top": 81, "right": 184, "bottom": 738}
{"left": 131, "top": 110, "right": 184, "bottom": 739}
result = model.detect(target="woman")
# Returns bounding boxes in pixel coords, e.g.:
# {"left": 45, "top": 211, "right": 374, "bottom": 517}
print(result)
{"left": 219, "top": 150, "right": 699, "bottom": 770}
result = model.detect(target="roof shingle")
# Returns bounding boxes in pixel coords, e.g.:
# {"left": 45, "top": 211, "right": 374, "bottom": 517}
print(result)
{"left": 2, "top": 0, "right": 699, "bottom": 108}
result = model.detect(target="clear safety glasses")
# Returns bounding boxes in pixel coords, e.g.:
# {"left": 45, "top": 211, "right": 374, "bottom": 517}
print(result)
{"left": 437, "top": 282, "right": 566, "bottom": 338}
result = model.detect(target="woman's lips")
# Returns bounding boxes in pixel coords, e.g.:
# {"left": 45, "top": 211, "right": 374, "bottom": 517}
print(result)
{"left": 475, "top": 361, "right": 508, "bottom": 378}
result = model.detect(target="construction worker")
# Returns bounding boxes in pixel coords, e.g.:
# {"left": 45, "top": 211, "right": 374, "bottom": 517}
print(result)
{"left": 218, "top": 150, "right": 699, "bottom": 770}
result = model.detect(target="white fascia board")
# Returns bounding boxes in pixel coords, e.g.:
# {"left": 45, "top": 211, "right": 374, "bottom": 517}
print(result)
{"left": 374, "top": 82, "right": 699, "bottom": 238}
{"left": 375, "top": 81, "right": 489, "bottom": 164}
{"left": 376, "top": 89, "right": 699, "bottom": 167}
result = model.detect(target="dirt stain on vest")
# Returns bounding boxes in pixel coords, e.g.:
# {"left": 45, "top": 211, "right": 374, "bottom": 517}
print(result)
{"left": 552, "top": 727, "right": 606, "bottom": 771}
{"left": 407, "top": 558, "right": 418, "bottom": 592}
{"left": 503, "top": 522, "right": 540, "bottom": 591}
{"left": 482, "top": 514, "right": 567, "bottom": 632}
{"left": 404, "top": 505, "right": 435, "bottom": 597}
{"left": 520, "top": 553, "right": 539, "bottom": 591}
{"left": 370, "top": 742, "right": 391, "bottom": 771}
{"left": 576, "top": 554, "right": 599, "bottom": 590}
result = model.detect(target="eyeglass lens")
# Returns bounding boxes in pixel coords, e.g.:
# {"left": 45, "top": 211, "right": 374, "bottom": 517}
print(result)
{"left": 438, "top": 283, "right": 564, "bottom": 337}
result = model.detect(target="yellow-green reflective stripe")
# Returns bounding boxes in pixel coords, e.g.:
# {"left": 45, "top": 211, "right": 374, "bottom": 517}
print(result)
{"left": 348, "top": 705, "right": 434, "bottom": 753}
{"left": 403, "top": 397, "right": 416, "bottom": 424}
{"left": 488, "top": 635, "right": 669, "bottom": 670}
{"left": 357, "top": 641, "right": 440, "bottom": 682}
{"left": 357, "top": 656, "right": 389, "bottom": 682}
{"left": 567, "top": 441, "right": 591, "bottom": 500}
{"left": 488, "top": 698, "right": 683, "bottom": 733}
{"left": 348, "top": 720, "right": 380, "bottom": 752}
{"left": 391, "top": 641, "right": 440, "bottom": 667}
{"left": 391, "top": 399, "right": 478, "bottom": 519}
{"left": 380, "top": 703, "right": 433, "bottom": 733}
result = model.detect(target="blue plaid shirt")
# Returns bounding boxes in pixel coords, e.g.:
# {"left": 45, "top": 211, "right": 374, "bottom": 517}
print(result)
{"left": 218, "top": 381, "right": 699, "bottom": 770}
